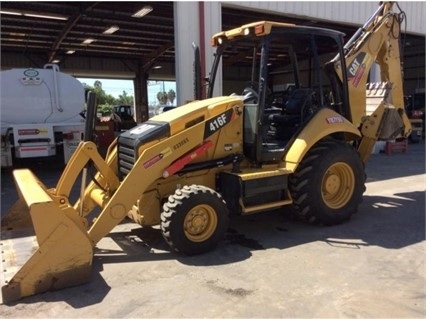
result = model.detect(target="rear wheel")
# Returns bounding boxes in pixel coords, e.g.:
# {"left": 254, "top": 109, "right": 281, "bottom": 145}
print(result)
{"left": 161, "top": 185, "right": 229, "bottom": 255}
{"left": 289, "top": 139, "right": 366, "bottom": 225}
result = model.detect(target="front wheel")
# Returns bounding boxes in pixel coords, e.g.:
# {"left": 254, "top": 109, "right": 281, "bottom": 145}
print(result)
{"left": 161, "top": 185, "right": 229, "bottom": 255}
{"left": 289, "top": 139, "right": 366, "bottom": 225}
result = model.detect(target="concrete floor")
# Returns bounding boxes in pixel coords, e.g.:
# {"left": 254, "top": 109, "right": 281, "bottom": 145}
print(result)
{"left": 1, "top": 142, "right": 425, "bottom": 318}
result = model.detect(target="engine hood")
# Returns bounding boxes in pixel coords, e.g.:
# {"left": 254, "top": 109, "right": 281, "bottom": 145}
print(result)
{"left": 149, "top": 96, "right": 244, "bottom": 136}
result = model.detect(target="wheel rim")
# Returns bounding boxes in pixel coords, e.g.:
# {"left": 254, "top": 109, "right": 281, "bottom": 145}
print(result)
{"left": 184, "top": 204, "right": 218, "bottom": 242}
{"left": 321, "top": 162, "right": 355, "bottom": 209}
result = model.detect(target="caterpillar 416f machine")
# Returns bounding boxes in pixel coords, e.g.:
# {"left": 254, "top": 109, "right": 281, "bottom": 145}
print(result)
{"left": 1, "top": 2, "right": 411, "bottom": 303}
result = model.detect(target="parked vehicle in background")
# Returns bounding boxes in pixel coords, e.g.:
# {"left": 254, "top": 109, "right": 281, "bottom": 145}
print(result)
{"left": 0, "top": 64, "right": 86, "bottom": 167}
{"left": 113, "top": 104, "right": 137, "bottom": 131}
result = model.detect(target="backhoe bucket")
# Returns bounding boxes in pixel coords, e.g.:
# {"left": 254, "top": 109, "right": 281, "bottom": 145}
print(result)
{"left": 1, "top": 169, "right": 93, "bottom": 304}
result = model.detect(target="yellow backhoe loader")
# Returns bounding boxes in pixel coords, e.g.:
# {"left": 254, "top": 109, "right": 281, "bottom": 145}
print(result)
{"left": 1, "top": 1, "right": 411, "bottom": 303}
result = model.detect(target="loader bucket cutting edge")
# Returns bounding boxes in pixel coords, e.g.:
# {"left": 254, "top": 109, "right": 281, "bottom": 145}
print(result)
{"left": 1, "top": 169, "right": 93, "bottom": 304}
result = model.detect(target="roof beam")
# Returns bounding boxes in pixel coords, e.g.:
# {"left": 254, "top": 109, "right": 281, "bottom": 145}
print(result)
{"left": 48, "top": 3, "right": 98, "bottom": 62}
{"left": 142, "top": 41, "right": 174, "bottom": 71}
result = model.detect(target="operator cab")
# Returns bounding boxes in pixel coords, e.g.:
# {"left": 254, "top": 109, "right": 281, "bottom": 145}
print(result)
{"left": 208, "top": 23, "right": 349, "bottom": 164}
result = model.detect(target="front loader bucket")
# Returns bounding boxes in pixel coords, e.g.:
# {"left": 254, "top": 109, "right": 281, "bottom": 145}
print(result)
{"left": 1, "top": 169, "right": 93, "bottom": 304}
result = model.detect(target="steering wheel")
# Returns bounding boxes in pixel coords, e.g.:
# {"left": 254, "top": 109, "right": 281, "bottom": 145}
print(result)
{"left": 242, "top": 86, "right": 259, "bottom": 104}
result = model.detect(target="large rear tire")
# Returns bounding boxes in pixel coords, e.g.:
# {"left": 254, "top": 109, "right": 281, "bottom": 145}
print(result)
{"left": 289, "top": 139, "right": 366, "bottom": 225}
{"left": 161, "top": 185, "right": 229, "bottom": 255}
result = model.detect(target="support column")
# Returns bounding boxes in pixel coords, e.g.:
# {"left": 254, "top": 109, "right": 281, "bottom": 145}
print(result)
{"left": 174, "top": 2, "right": 223, "bottom": 104}
{"left": 174, "top": 2, "right": 200, "bottom": 105}
{"left": 203, "top": 2, "right": 222, "bottom": 97}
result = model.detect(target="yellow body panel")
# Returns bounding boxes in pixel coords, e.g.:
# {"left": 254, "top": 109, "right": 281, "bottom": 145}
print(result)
{"left": 284, "top": 108, "right": 361, "bottom": 171}
{"left": 88, "top": 98, "right": 243, "bottom": 243}
{"left": 131, "top": 99, "right": 244, "bottom": 226}
{"left": 152, "top": 96, "right": 242, "bottom": 136}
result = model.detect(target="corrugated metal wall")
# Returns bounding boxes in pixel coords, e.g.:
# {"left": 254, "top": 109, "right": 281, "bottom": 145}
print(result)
{"left": 226, "top": 1, "right": 425, "bottom": 36}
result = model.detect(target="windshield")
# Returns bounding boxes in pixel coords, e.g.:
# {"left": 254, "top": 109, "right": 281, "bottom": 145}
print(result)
{"left": 207, "top": 35, "right": 261, "bottom": 98}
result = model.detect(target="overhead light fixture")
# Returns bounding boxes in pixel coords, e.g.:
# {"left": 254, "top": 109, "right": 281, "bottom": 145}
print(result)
{"left": 131, "top": 5, "right": 153, "bottom": 18}
{"left": 82, "top": 38, "right": 95, "bottom": 45}
{"left": 52, "top": 59, "right": 60, "bottom": 63}
{"left": 0, "top": 10, "right": 21, "bottom": 16}
{"left": 10, "top": 32, "right": 26, "bottom": 37}
{"left": 153, "top": 65, "right": 162, "bottom": 69}
{"left": 0, "top": 9, "right": 68, "bottom": 20}
{"left": 66, "top": 50, "right": 75, "bottom": 54}
{"left": 24, "top": 13, "right": 67, "bottom": 20}
{"left": 11, "top": 37, "right": 25, "bottom": 42}
{"left": 103, "top": 25, "right": 119, "bottom": 35}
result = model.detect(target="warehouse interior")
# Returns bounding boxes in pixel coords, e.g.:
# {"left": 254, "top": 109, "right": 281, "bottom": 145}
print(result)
{"left": 1, "top": 1, "right": 425, "bottom": 121}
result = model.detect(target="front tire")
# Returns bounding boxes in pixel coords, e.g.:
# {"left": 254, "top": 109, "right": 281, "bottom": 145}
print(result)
{"left": 161, "top": 185, "right": 229, "bottom": 255}
{"left": 289, "top": 139, "right": 366, "bottom": 225}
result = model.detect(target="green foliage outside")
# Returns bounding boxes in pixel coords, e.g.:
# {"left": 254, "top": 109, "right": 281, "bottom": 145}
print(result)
{"left": 156, "top": 89, "right": 176, "bottom": 106}
{"left": 157, "top": 91, "right": 168, "bottom": 105}
{"left": 82, "top": 80, "right": 134, "bottom": 115}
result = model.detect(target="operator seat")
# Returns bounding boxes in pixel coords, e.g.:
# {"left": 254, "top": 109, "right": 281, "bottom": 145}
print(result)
{"left": 268, "top": 88, "right": 314, "bottom": 139}
{"left": 278, "top": 88, "right": 313, "bottom": 121}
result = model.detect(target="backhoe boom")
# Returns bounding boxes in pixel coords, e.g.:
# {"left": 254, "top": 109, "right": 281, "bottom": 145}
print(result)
{"left": 332, "top": 2, "right": 411, "bottom": 160}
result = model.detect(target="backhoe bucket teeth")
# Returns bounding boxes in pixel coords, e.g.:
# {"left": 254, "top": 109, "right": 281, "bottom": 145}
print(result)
{"left": 1, "top": 169, "right": 93, "bottom": 304}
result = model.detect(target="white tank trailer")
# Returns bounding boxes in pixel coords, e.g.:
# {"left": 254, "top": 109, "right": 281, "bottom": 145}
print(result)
{"left": 1, "top": 64, "right": 86, "bottom": 167}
